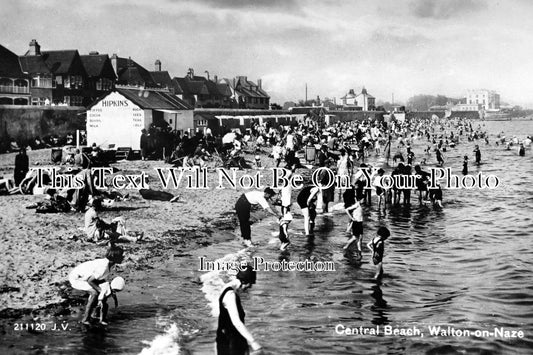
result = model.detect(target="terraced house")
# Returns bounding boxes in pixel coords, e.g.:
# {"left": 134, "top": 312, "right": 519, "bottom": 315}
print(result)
{"left": 19, "top": 39, "right": 88, "bottom": 106}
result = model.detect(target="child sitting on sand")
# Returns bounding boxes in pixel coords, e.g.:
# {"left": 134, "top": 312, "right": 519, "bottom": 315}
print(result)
{"left": 96, "top": 276, "right": 125, "bottom": 325}
{"left": 85, "top": 198, "right": 142, "bottom": 245}
{"left": 278, "top": 211, "right": 293, "bottom": 251}
{"left": 367, "top": 227, "right": 391, "bottom": 280}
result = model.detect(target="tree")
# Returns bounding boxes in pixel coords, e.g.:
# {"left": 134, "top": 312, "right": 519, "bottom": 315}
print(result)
{"left": 282, "top": 101, "right": 297, "bottom": 110}
{"left": 270, "top": 103, "right": 282, "bottom": 110}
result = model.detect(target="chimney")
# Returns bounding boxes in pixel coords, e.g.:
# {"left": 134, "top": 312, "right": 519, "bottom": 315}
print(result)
{"left": 89, "top": 51, "right": 99, "bottom": 55}
{"left": 257, "top": 79, "right": 262, "bottom": 89}
{"left": 127, "top": 56, "right": 133, "bottom": 67}
{"left": 111, "top": 53, "right": 118, "bottom": 75}
{"left": 187, "top": 68, "right": 194, "bottom": 79}
{"left": 204, "top": 70, "right": 210, "bottom": 80}
{"left": 155, "top": 59, "right": 161, "bottom": 72}
{"left": 28, "top": 39, "right": 41, "bottom": 56}
{"left": 214, "top": 75, "right": 218, "bottom": 83}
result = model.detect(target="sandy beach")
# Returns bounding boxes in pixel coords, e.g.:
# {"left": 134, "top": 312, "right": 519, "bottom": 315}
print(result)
{"left": 0, "top": 148, "right": 273, "bottom": 318}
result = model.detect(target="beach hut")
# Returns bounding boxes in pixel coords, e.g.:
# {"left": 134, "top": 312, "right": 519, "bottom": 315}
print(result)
{"left": 86, "top": 87, "right": 193, "bottom": 150}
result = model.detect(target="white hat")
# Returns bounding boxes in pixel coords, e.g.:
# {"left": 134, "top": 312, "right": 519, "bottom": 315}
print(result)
{"left": 282, "top": 212, "right": 293, "bottom": 222}
{"left": 110, "top": 276, "right": 125, "bottom": 291}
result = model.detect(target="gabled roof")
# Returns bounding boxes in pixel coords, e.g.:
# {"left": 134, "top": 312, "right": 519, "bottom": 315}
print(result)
{"left": 150, "top": 71, "right": 173, "bottom": 87}
{"left": 41, "top": 50, "right": 80, "bottom": 74}
{"left": 175, "top": 77, "right": 209, "bottom": 95}
{"left": 356, "top": 88, "right": 375, "bottom": 99}
{"left": 114, "top": 56, "right": 156, "bottom": 87}
{"left": 356, "top": 92, "right": 375, "bottom": 99}
{"left": 89, "top": 87, "right": 193, "bottom": 110}
{"left": 217, "top": 82, "right": 232, "bottom": 97}
{"left": 205, "top": 80, "right": 232, "bottom": 97}
{"left": 170, "top": 78, "right": 184, "bottom": 95}
{"left": 233, "top": 76, "right": 270, "bottom": 98}
{"left": 19, "top": 55, "right": 52, "bottom": 74}
{"left": 149, "top": 71, "right": 186, "bottom": 95}
{"left": 0, "top": 44, "right": 26, "bottom": 78}
{"left": 80, "top": 54, "right": 116, "bottom": 79}
{"left": 20, "top": 50, "right": 86, "bottom": 76}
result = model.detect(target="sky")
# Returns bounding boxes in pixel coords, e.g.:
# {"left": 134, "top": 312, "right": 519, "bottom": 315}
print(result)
{"left": 2, "top": 0, "right": 533, "bottom": 107}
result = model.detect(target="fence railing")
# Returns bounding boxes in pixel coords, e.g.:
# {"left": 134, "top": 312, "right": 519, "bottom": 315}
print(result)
{"left": 0, "top": 85, "right": 30, "bottom": 94}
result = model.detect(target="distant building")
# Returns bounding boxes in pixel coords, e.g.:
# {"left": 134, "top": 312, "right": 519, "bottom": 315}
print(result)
{"left": 466, "top": 89, "right": 500, "bottom": 111}
{"left": 19, "top": 39, "right": 88, "bottom": 106}
{"left": 80, "top": 52, "right": 117, "bottom": 106}
{"left": 224, "top": 76, "right": 270, "bottom": 110}
{"left": 355, "top": 87, "right": 375, "bottom": 111}
{"left": 175, "top": 68, "right": 232, "bottom": 108}
{"left": 0, "top": 44, "right": 30, "bottom": 105}
{"left": 340, "top": 89, "right": 359, "bottom": 110}
{"left": 340, "top": 87, "right": 375, "bottom": 111}
{"left": 149, "top": 59, "right": 183, "bottom": 97}
{"left": 450, "top": 103, "right": 480, "bottom": 112}
{"left": 110, "top": 54, "right": 157, "bottom": 88}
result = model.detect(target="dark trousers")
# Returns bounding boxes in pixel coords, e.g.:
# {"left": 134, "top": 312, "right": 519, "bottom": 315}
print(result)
{"left": 235, "top": 194, "right": 251, "bottom": 240}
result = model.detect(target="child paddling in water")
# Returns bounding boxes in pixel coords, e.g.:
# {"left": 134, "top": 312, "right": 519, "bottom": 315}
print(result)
{"left": 343, "top": 198, "right": 363, "bottom": 257}
{"left": 96, "top": 276, "right": 125, "bottom": 325}
{"left": 367, "top": 227, "right": 391, "bottom": 280}
{"left": 278, "top": 211, "right": 293, "bottom": 251}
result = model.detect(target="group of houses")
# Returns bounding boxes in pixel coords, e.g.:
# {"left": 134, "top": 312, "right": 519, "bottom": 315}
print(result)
{"left": 0, "top": 40, "right": 271, "bottom": 110}
{"left": 0, "top": 40, "right": 281, "bottom": 149}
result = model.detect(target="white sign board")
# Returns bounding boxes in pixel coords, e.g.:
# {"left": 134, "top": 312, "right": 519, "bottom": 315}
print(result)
{"left": 87, "top": 92, "right": 145, "bottom": 150}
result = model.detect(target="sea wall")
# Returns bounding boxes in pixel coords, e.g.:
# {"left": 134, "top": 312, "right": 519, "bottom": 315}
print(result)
{"left": 405, "top": 111, "right": 446, "bottom": 120}
{"left": 0, "top": 105, "right": 85, "bottom": 152}
{"left": 328, "top": 110, "right": 385, "bottom": 124}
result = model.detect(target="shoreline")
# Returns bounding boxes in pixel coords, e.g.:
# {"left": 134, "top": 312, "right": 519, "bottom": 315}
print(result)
{"left": 0, "top": 148, "right": 262, "bottom": 320}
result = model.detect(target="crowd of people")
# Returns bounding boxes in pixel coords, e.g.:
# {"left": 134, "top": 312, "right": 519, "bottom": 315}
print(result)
{"left": 222, "top": 114, "right": 531, "bottom": 354}
{"left": 2, "top": 112, "right": 531, "bottom": 354}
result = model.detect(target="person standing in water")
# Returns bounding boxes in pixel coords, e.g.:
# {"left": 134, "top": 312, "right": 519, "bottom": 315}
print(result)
{"left": 216, "top": 265, "right": 261, "bottom": 355}
{"left": 296, "top": 185, "right": 320, "bottom": 237}
{"left": 344, "top": 198, "right": 363, "bottom": 257}
{"left": 235, "top": 188, "right": 279, "bottom": 247}
{"left": 462, "top": 155, "right": 469, "bottom": 175}
{"left": 518, "top": 143, "right": 525, "bottom": 156}
{"left": 474, "top": 145, "right": 481, "bottom": 165}
{"left": 367, "top": 227, "right": 391, "bottom": 280}
{"left": 278, "top": 211, "right": 293, "bottom": 251}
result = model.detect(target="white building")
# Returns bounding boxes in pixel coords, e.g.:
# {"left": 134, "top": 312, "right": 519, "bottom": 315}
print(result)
{"left": 87, "top": 87, "right": 193, "bottom": 150}
{"left": 466, "top": 89, "right": 500, "bottom": 111}
{"left": 355, "top": 87, "right": 375, "bottom": 111}
{"left": 340, "top": 89, "right": 358, "bottom": 108}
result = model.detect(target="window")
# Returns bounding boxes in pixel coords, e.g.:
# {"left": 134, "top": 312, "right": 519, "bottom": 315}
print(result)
{"left": 96, "top": 78, "right": 113, "bottom": 91}
{"left": 31, "top": 75, "right": 52, "bottom": 88}
{"left": 32, "top": 97, "right": 47, "bottom": 105}
{"left": 69, "top": 75, "right": 83, "bottom": 89}
{"left": 70, "top": 96, "right": 83, "bottom": 106}
{"left": 56, "top": 76, "right": 63, "bottom": 85}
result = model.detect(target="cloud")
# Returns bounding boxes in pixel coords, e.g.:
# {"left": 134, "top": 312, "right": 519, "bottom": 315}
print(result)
{"left": 169, "top": 0, "right": 301, "bottom": 12}
{"left": 410, "top": 0, "right": 486, "bottom": 19}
